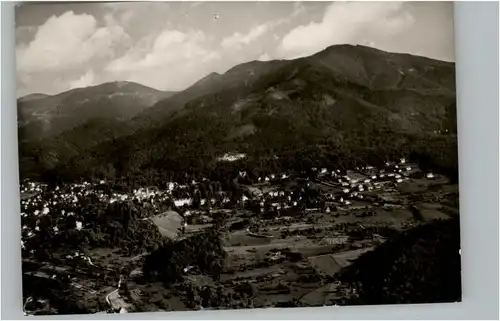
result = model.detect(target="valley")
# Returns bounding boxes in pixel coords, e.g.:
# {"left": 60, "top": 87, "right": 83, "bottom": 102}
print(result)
{"left": 17, "top": 44, "right": 460, "bottom": 315}
{"left": 20, "top": 158, "right": 459, "bottom": 314}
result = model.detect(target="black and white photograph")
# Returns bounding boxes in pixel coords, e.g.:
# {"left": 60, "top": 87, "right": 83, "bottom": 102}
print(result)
{"left": 16, "top": 1, "right": 461, "bottom": 315}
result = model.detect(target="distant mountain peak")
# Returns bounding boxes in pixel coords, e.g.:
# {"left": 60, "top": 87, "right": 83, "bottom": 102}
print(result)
{"left": 65, "top": 81, "right": 170, "bottom": 97}
{"left": 224, "top": 60, "right": 271, "bottom": 74}
{"left": 203, "top": 72, "right": 221, "bottom": 79}
{"left": 191, "top": 72, "right": 221, "bottom": 87}
{"left": 94, "top": 80, "right": 143, "bottom": 90}
{"left": 17, "top": 79, "right": 176, "bottom": 140}
{"left": 315, "top": 43, "right": 379, "bottom": 55}
{"left": 18, "top": 93, "right": 50, "bottom": 103}
{"left": 108, "top": 80, "right": 136, "bottom": 88}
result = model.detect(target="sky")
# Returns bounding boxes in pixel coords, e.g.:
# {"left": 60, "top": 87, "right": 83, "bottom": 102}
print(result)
{"left": 15, "top": 1, "right": 455, "bottom": 97}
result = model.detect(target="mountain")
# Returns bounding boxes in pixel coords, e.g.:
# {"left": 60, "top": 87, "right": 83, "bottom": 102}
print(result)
{"left": 132, "top": 45, "right": 455, "bottom": 128}
{"left": 21, "top": 44, "right": 458, "bottom": 183}
{"left": 17, "top": 93, "right": 49, "bottom": 103}
{"left": 132, "top": 60, "right": 291, "bottom": 127}
{"left": 17, "top": 81, "right": 175, "bottom": 140}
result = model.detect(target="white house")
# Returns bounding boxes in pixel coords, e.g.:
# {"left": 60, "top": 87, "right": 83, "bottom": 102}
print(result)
{"left": 174, "top": 198, "right": 192, "bottom": 207}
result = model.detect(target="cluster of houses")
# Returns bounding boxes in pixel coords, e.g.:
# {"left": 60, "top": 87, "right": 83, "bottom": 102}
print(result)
{"left": 231, "top": 158, "right": 428, "bottom": 214}
{"left": 19, "top": 157, "right": 437, "bottom": 257}
{"left": 217, "top": 152, "right": 247, "bottom": 162}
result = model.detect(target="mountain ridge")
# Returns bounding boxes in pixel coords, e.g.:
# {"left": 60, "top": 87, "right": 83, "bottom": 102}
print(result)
{"left": 132, "top": 44, "right": 454, "bottom": 127}
{"left": 18, "top": 81, "right": 174, "bottom": 100}
{"left": 18, "top": 81, "right": 176, "bottom": 140}
{"left": 18, "top": 44, "right": 458, "bottom": 183}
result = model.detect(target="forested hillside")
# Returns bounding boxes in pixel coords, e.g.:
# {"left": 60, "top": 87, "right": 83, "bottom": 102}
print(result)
{"left": 18, "top": 45, "right": 458, "bottom": 185}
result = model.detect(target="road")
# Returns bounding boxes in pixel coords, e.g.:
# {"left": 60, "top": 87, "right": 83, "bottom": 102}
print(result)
{"left": 105, "top": 277, "right": 130, "bottom": 313}
{"left": 104, "top": 252, "right": 148, "bottom": 313}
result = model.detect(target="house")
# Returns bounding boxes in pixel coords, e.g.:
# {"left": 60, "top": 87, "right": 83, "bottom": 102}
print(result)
{"left": 217, "top": 152, "right": 247, "bottom": 162}
{"left": 174, "top": 198, "right": 192, "bottom": 207}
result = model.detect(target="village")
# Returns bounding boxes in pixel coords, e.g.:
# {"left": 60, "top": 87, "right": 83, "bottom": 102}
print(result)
{"left": 20, "top": 157, "right": 459, "bottom": 314}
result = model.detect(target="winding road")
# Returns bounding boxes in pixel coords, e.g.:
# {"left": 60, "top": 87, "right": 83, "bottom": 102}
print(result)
{"left": 104, "top": 252, "right": 148, "bottom": 313}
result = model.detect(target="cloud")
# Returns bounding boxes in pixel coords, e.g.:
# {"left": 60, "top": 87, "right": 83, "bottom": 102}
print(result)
{"left": 220, "top": 2, "right": 307, "bottom": 52}
{"left": 270, "top": 2, "right": 307, "bottom": 28}
{"left": 221, "top": 24, "right": 270, "bottom": 50}
{"left": 101, "top": 2, "right": 174, "bottom": 30}
{"left": 258, "top": 52, "right": 272, "bottom": 61}
{"left": 15, "top": 1, "right": 453, "bottom": 97}
{"left": 16, "top": 11, "right": 129, "bottom": 73}
{"left": 15, "top": 25, "right": 37, "bottom": 43}
{"left": 278, "top": 2, "right": 415, "bottom": 59}
{"left": 105, "top": 28, "right": 219, "bottom": 90}
{"left": 106, "top": 29, "right": 211, "bottom": 72}
{"left": 291, "top": 1, "right": 307, "bottom": 19}
{"left": 68, "top": 70, "right": 95, "bottom": 90}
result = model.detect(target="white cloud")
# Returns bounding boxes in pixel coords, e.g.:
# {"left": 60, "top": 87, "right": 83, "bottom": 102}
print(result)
{"left": 68, "top": 70, "right": 95, "bottom": 90}
{"left": 220, "top": 2, "right": 307, "bottom": 52}
{"left": 258, "top": 52, "right": 272, "bottom": 61}
{"left": 221, "top": 24, "right": 270, "bottom": 50}
{"left": 16, "top": 2, "right": 453, "bottom": 97}
{"left": 201, "top": 51, "right": 221, "bottom": 63}
{"left": 278, "top": 2, "right": 415, "bottom": 59}
{"left": 105, "top": 29, "right": 218, "bottom": 90}
{"left": 17, "top": 11, "right": 129, "bottom": 73}
{"left": 270, "top": 3, "right": 306, "bottom": 28}
{"left": 106, "top": 29, "right": 210, "bottom": 72}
